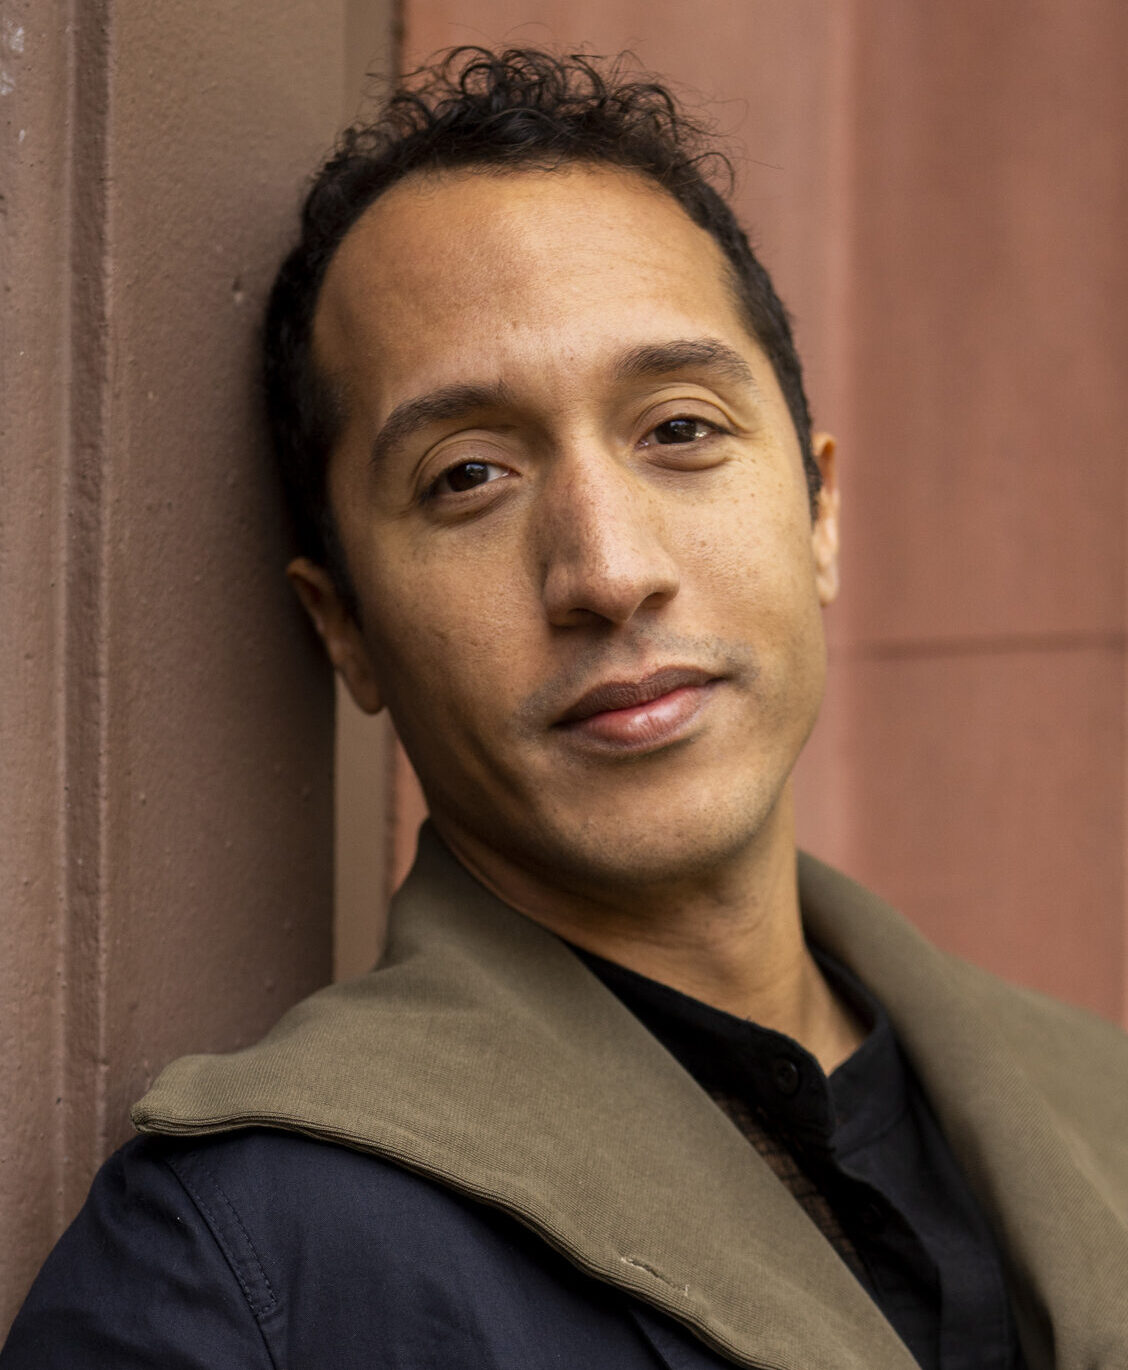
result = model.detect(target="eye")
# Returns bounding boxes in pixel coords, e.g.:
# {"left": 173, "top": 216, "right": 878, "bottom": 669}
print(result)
{"left": 428, "top": 460, "right": 509, "bottom": 498}
{"left": 648, "top": 417, "right": 718, "bottom": 445}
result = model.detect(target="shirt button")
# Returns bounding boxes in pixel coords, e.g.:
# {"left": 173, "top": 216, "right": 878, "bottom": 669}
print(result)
{"left": 772, "top": 1057, "right": 801, "bottom": 1096}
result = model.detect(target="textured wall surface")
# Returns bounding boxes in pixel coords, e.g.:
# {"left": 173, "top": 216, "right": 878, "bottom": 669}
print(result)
{"left": 818, "top": 0, "right": 1128, "bottom": 1019}
{"left": 0, "top": 0, "right": 395, "bottom": 1332}
{"left": 399, "top": 0, "right": 1128, "bottom": 1022}
{"left": 1, "top": 0, "right": 75, "bottom": 1336}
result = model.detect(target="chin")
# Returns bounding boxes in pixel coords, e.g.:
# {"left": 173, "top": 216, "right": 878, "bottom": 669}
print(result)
{"left": 528, "top": 781, "right": 787, "bottom": 894}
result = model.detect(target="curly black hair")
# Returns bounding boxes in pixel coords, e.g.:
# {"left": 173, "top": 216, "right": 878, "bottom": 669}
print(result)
{"left": 264, "top": 47, "right": 818, "bottom": 611}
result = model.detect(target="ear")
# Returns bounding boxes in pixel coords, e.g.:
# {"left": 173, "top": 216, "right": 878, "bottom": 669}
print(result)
{"left": 287, "top": 557, "right": 385, "bottom": 714}
{"left": 810, "top": 431, "right": 840, "bottom": 606}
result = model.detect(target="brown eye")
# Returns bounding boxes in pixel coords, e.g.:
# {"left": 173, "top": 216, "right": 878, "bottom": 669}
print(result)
{"left": 653, "top": 417, "right": 709, "bottom": 444}
{"left": 425, "top": 459, "right": 512, "bottom": 503}
{"left": 444, "top": 462, "right": 494, "bottom": 492}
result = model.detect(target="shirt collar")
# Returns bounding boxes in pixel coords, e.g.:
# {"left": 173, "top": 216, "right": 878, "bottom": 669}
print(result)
{"left": 570, "top": 941, "right": 908, "bottom": 1161}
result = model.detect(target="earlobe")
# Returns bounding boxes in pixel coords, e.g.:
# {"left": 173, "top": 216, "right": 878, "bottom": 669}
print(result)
{"left": 286, "top": 557, "right": 385, "bottom": 715}
{"left": 810, "top": 432, "right": 840, "bottom": 606}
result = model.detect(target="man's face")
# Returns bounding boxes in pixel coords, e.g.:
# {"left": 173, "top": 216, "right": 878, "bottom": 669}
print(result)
{"left": 303, "top": 164, "right": 837, "bottom": 895}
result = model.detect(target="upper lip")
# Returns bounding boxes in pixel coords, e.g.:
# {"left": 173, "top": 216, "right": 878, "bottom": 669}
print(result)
{"left": 554, "top": 666, "right": 719, "bottom": 726}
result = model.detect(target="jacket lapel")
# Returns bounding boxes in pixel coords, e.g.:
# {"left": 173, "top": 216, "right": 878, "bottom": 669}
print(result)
{"left": 798, "top": 853, "right": 1128, "bottom": 1370}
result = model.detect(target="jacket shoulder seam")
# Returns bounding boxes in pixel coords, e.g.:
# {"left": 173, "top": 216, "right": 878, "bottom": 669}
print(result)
{"left": 162, "top": 1150, "right": 280, "bottom": 1324}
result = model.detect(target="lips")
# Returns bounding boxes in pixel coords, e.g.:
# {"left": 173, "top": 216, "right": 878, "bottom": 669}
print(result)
{"left": 554, "top": 666, "right": 719, "bottom": 728}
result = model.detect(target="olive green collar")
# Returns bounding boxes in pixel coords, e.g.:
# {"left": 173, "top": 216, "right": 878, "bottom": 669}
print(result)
{"left": 134, "top": 826, "right": 1128, "bottom": 1369}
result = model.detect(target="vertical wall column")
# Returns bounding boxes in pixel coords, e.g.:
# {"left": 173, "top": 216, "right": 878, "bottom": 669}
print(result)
{"left": 0, "top": 0, "right": 75, "bottom": 1334}
{"left": 0, "top": 0, "right": 401, "bottom": 1332}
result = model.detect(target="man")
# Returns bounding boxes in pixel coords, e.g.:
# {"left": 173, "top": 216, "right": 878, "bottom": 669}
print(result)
{"left": 3, "top": 47, "right": 1126, "bottom": 1369}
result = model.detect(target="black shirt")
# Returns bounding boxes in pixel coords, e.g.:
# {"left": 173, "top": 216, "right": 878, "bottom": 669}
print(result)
{"left": 574, "top": 944, "right": 1024, "bottom": 1370}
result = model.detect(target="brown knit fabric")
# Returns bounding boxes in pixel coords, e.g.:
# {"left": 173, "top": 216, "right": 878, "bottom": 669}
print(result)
{"left": 708, "top": 1088, "right": 867, "bottom": 1283}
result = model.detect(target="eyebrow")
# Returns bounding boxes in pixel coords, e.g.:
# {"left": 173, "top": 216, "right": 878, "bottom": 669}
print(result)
{"left": 369, "top": 383, "right": 514, "bottom": 468}
{"left": 367, "top": 337, "right": 762, "bottom": 467}
{"left": 613, "top": 338, "right": 762, "bottom": 392}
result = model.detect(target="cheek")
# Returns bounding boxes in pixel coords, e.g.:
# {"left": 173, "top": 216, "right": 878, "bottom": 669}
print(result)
{"left": 689, "top": 489, "right": 827, "bottom": 714}
{"left": 686, "top": 479, "right": 818, "bottom": 615}
{"left": 358, "top": 557, "right": 527, "bottom": 717}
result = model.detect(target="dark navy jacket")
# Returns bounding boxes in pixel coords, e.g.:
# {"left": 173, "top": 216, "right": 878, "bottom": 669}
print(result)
{"left": 2, "top": 1128, "right": 718, "bottom": 1369}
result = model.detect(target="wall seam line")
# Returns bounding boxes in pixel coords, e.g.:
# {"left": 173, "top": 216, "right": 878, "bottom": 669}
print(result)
{"left": 62, "top": 0, "right": 114, "bottom": 1215}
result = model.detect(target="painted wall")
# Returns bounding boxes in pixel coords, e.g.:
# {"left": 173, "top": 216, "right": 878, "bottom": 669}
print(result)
{"left": 0, "top": 0, "right": 394, "bottom": 1334}
{"left": 395, "top": 0, "right": 1128, "bottom": 1022}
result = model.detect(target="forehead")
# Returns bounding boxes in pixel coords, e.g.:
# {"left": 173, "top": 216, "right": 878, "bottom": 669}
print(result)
{"left": 313, "top": 164, "right": 750, "bottom": 398}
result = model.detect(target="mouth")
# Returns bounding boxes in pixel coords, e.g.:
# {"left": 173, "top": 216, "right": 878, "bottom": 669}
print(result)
{"left": 554, "top": 666, "right": 722, "bottom": 751}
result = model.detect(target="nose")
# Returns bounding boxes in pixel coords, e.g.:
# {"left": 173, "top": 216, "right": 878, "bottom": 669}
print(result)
{"left": 537, "top": 452, "right": 680, "bottom": 628}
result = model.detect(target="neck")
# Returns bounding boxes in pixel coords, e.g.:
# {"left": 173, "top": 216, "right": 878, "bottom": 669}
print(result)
{"left": 435, "top": 787, "right": 866, "bottom": 1075}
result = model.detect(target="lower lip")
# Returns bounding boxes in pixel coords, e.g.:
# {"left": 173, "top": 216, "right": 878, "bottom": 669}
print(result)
{"left": 560, "top": 682, "right": 718, "bottom": 752}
